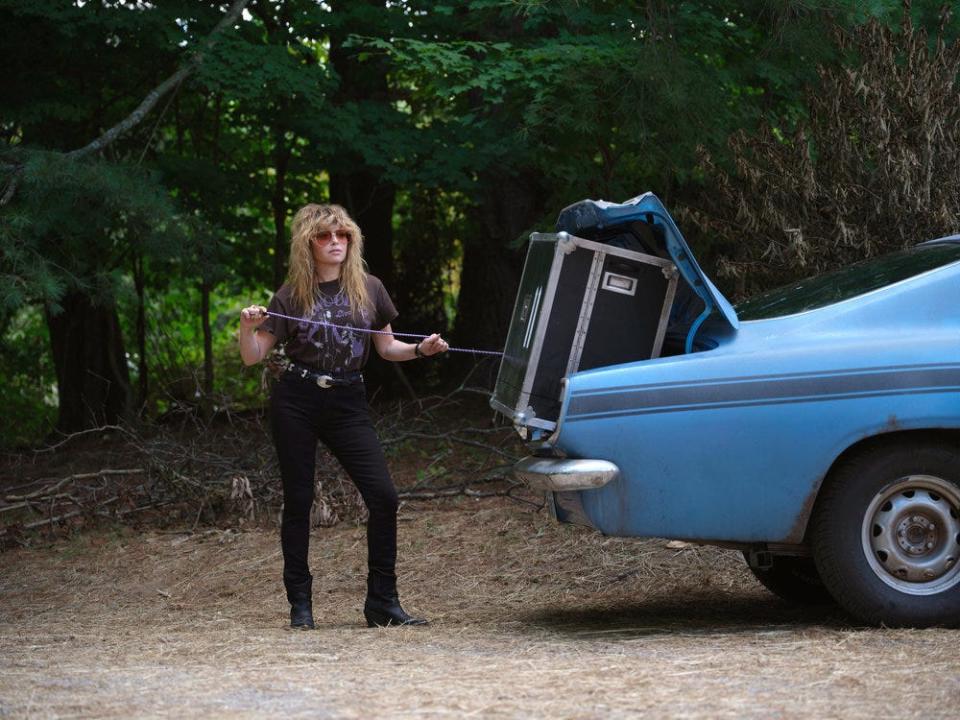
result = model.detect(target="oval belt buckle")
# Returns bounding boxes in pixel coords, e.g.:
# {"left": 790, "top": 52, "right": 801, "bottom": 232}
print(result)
{"left": 316, "top": 374, "right": 333, "bottom": 389}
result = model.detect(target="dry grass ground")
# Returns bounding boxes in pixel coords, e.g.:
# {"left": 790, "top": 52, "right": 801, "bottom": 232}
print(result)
{"left": 1, "top": 497, "right": 958, "bottom": 719}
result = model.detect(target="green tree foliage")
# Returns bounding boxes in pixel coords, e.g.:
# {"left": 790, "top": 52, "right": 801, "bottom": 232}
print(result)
{"left": 349, "top": 0, "right": 864, "bottom": 354}
{"left": 0, "top": 0, "right": 917, "bottom": 443}
{"left": 3, "top": 151, "right": 182, "bottom": 310}
{"left": 0, "top": 149, "right": 187, "bottom": 431}
{"left": 0, "top": 0, "right": 245, "bottom": 432}
{"left": 362, "top": 1, "right": 856, "bottom": 209}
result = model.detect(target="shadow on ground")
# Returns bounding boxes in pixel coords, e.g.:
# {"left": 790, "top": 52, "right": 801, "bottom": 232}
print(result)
{"left": 518, "top": 592, "right": 853, "bottom": 639}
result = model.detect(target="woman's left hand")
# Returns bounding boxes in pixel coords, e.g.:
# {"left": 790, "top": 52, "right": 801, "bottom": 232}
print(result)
{"left": 419, "top": 333, "right": 449, "bottom": 356}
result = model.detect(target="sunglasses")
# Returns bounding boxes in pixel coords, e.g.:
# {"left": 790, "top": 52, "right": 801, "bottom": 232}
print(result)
{"left": 315, "top": 230, "right": 353, "bottom": 244}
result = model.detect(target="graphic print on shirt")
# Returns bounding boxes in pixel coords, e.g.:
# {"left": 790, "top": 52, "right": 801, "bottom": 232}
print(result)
{"left": 297, "top": 290, "right": 370, "bottom": 372}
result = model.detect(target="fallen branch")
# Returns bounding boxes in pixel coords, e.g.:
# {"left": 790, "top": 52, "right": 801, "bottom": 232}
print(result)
{"left": 18, "top": 496, "right": 118, "bottom": 532}
{"left": 4, "top": 469, "right": 144, "bottom": 502}
{"left": 0, "top": 502, "right": 30, "bottom": 515}
{"left": 387, "top": 431, "right": 520, "bottom": 461}
{"left": 33, "top": 425, "right": 131, "bottom": 454}
{"left": 399, "top": 487, "right": 513, "bottom": 500}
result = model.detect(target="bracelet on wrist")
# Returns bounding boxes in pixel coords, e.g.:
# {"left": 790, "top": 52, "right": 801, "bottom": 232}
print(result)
{"left": 414, "top": 341, "right": 425, "bottom": 359}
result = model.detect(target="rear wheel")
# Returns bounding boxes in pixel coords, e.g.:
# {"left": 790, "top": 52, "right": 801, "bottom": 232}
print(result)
{"left": 811, "top": 442, "right": 960, "bottom": 627}
{"left": 744, "top": 554, "right": 835, "bottom": 606}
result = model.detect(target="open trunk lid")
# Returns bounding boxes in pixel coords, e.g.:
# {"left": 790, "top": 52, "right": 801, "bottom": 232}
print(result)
{"left": 491, "top": 192, "right": 736, "bottom": 433}
{"left": 556, "top": 192, "right": 739, "bottom": 334}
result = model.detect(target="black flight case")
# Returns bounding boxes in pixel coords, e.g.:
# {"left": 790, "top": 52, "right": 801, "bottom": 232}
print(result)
{"left": 491, "top": 231, "right": 679, "bottom": 435}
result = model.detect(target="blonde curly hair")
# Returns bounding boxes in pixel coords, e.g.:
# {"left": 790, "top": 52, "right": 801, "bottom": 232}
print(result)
{"left": 286, "top": 203, "right": 371, "bottom": 316}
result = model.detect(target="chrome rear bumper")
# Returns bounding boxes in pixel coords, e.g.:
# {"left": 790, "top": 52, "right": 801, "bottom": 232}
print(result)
{"left": 513, "top": 456, "right": 619, "bottom": 492}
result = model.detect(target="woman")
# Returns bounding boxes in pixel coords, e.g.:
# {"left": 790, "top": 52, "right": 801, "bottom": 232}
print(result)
{"left": 238, "top": 203, "right": 448, "bottom": 629}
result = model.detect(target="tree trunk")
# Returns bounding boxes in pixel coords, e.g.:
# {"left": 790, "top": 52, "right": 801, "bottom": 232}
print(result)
{"left": 271, "top": 133, "right": 291, "bottom": 290}
{"left": 329, "top": 170, "right": 397, "bottom": 395}
{"left": 200, "top": 280, "right": 214, "bottom": 419}
{"left": 453, "top": 171, "right": 547, "bottom": 384}
{"left": 328, "top": 1, "right": 395, "bottom": 291}
{"left": 328, "top": 2, "right": 397, "bottom": 393}
{"left": 329, "top": 170, "right": 395, "bottom": 291}
{"left": 455, "top": 238, "right": 523, "bottom": 352}
{"left": 45, "top": 293, "right": 131, "bottom": 432}
{"left": 133, "top": 252, "right": 148, "bottom": 410}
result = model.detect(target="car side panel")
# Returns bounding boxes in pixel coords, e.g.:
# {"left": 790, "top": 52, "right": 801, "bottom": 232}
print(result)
{"left": 554, "top": 331, "right": 960, "bottom": 543}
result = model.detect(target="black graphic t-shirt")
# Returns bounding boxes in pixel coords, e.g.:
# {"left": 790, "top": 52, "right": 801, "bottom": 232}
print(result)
{"left": 259, "top": 275, "right": 398, "bottom": 372}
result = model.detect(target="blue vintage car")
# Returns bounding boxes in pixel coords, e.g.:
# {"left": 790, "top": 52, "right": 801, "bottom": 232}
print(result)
{"left": 492, "top": 192, "right": 960, "bottom": 627}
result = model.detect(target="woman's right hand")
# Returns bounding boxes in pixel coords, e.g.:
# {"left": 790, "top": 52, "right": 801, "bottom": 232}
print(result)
{"left": 240, "top": 305, "right": 268, "bottom": 330}
{"left": 238, "top": 305, "right": 276, "bottom": 366}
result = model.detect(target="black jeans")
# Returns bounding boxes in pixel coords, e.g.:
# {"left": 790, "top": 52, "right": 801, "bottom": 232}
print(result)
{"left": 269, "top": 374, "right": 399, "bottom": 596}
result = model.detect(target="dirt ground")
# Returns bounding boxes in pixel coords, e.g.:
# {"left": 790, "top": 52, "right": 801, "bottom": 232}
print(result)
{"left": 1, "top": 497, "right": 958, "bottom": 719}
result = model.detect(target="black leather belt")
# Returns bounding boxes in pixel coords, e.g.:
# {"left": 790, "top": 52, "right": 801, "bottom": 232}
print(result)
{"left": 285, "top": 362, "right": 363, "bottom": 388}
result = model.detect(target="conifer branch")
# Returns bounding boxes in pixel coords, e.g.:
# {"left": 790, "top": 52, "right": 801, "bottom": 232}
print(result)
{"left": 0, "top": 163, "right": 21, "bottom": 207}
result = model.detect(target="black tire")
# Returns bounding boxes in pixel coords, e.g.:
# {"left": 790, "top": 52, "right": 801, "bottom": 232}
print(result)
{"left": 810, "top": 441, "right": 960, "bottom": 627}
{"left": 744, "top": 554, "right": 835, "bottom": 606}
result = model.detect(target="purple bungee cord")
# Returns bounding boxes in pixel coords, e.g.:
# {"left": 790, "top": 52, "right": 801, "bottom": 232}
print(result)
{"left": 263, "top": 310, "right": 503, "bottom": 357}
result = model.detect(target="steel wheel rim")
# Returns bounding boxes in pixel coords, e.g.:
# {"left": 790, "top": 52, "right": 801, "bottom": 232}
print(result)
{"left": 861, "top": 474, "right": 960, "bottom": 595}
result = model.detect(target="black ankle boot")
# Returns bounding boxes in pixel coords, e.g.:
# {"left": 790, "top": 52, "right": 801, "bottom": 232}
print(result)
{"left": 364, "top": 570, "right": 428, "bottom": 628}
{"left": 286, "top": 579, "right": 315, "bottom": 630}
